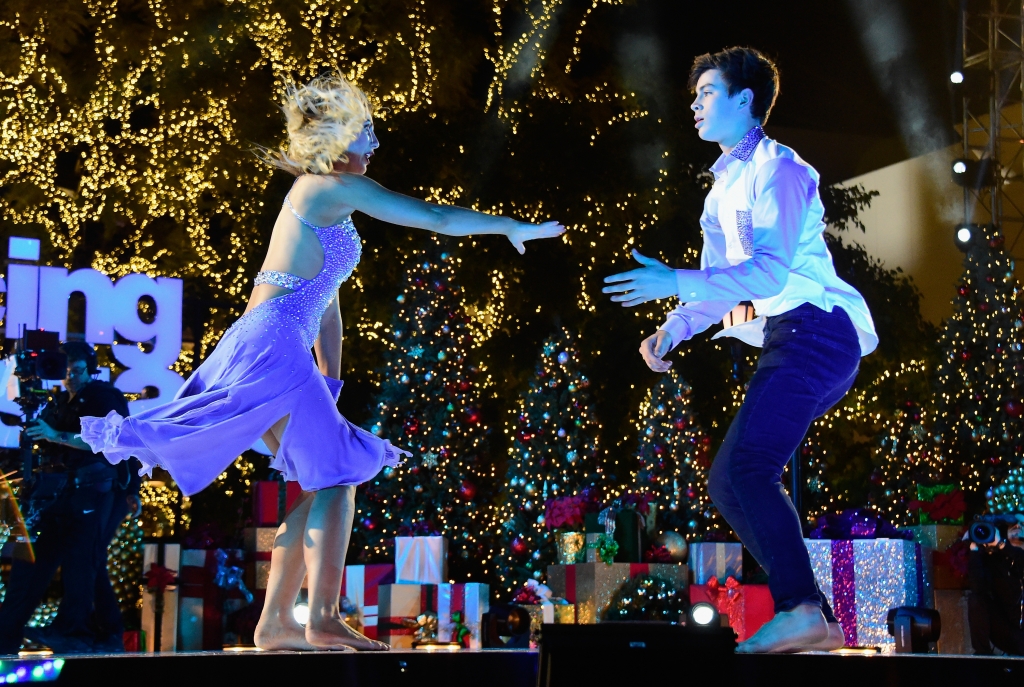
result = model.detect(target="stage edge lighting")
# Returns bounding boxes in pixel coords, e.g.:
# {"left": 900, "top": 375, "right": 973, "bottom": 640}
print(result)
{"left": 886, "top": 607, "right": 941, "bottom": 653}
{"left": 293, "top": 603, "right": 310, "bottom": 626}
{"left": 688, "top": 601, "right": 719, "bottom": 627}
{"left": 950, "top": 70, "right": 964, "bottom": 84}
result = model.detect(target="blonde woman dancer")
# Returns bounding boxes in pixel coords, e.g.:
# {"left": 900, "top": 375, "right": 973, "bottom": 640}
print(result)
{"left": 81, "top": 72, "right": 564, "bottom": 651}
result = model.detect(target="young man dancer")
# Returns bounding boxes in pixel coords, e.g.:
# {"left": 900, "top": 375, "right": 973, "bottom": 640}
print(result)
{"left": 603, "top": 47, "right": 877, "bottom": 653}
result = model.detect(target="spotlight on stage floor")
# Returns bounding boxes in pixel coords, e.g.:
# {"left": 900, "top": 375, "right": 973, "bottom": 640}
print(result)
{"left": 887, "top": 607, "right": 941, "bottom": 653}
{"left": 688, "top": 601, "right": 720, "bottom": 627}
{"left": 955, "top": 223, "right": 976, "bottom": 251}
{"left": 539, "top": 622, "right": 735, "bottom": 684}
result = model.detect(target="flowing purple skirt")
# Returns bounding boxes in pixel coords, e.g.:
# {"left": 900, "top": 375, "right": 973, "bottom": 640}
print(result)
{"left": 80, "top": 299, "right": 407, "bottom": 496}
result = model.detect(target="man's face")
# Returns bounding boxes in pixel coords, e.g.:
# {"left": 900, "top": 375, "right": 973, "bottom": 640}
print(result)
{"left": 64, "top": 360, "right": 92, "bottom": 394}
{"left": 690, "top": 69, "right": 750, "bottom": 144}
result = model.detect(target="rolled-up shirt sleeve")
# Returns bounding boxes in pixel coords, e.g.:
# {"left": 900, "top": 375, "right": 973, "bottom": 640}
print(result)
{"left": 673, "top": 157, "right": 809, "bottom": 304}
{"left": 660, "top": 202, "right": 739, "bottom": 348}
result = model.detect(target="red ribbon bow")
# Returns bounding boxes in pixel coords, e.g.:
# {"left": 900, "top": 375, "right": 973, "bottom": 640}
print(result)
{"left": 907, "top": 489, "right": 966, "bottom": 523}
{"left": 144, "top": 563, "right": 178, "bottom": 593}
{"left": 706, "top": 575, "right": 742, "bottom": 599}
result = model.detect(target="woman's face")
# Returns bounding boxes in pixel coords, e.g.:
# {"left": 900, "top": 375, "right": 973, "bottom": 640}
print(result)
{"left": 334, "top": 120, "right": 379, "bottom": 175}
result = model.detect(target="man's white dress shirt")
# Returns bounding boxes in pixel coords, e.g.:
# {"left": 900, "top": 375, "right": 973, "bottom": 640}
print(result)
{"left": 660, "top": 126, "right": 878, "bottom": 356}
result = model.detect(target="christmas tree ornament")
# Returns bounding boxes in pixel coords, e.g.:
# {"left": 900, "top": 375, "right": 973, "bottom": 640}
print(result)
{"left": 652, "top": 531, "right": 688, "bottom": 563}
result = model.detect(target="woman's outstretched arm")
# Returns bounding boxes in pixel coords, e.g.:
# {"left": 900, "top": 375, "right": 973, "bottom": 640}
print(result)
{"left": 328, "top": 174, "right": 564, "bottom": 253}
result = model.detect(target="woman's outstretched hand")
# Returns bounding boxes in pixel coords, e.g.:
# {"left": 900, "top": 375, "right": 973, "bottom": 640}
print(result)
{"left": 507, "top": 221, "right": 566, "bottom": 255}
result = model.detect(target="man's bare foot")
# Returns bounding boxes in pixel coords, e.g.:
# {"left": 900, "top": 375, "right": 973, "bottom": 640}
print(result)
{"left": 736, "top": 603, "right": 828, "bottom": 654}
{"left": 307, "top": 617, "right": 390, "bottom": 651}
{"left": 787, "top": 621, "right": 847, "bottom": 652}
{"left": 255, "top": 616, "right": 317, "bottom": 651}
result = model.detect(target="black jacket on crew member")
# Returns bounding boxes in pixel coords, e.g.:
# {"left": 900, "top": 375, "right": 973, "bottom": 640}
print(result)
{"left": 0, "top": 379, "right": 134, "bottom": 654}
{"left": 968, "top": 542, "right": 1024, "bottom": 655}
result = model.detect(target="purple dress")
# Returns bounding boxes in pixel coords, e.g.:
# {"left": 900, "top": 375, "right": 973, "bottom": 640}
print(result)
{"left": 80, "top": 195, "right": 408, "bottom": 496}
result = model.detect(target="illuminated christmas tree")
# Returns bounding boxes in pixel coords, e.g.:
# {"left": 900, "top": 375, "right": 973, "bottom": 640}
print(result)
{"left": 870, "top": 393, "right": 942, "bottom": 526}
{"left": 933, "top": 222, "right": 1024, "bottom": 506}
{"left": 631, "top": 370, "right": 719, "bottom": 538}
{"left": 351, "top": 239, "right": 494, "bottom": 581}
{"left": 495, "top": 327, "right": 600, "bottom": 595}
{"left": 107, "top": 517, "right": 143, "bottom": 628}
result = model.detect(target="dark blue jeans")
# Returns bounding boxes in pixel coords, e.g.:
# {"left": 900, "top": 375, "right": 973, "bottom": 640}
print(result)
{"left": 708, "top": 303, "right": 861, "bottom": 617}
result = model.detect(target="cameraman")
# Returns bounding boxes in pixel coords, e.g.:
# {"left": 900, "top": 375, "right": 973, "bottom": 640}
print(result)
{"left": 0, "top": 342, "right": 135, "bottom": 654}
{"left": 967, "top": 518, "right": 1024, "bottom": 655}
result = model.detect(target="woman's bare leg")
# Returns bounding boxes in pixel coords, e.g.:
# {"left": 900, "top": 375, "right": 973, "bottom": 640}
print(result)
{"left": 254, "top": 490, "right": 315, "bottom": 650}
{"left": 303, "top": 485, "right": 388, "bottom": 650}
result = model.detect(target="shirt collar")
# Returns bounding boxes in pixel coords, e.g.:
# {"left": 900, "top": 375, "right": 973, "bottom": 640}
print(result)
{"left": 730, "top": 125, "right": 765, "bottom": 162}
{"left": 709, "top": 125, "right": 766, "bottom": 178}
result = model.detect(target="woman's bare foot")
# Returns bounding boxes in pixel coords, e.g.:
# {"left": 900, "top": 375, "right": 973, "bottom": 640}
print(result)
{"left": 736, "top": 603, "right": 828, "bottom": 654}
{"left": 307, "top": 616, "right": 390, "bottom": 651}
{"left": 255, "top": 616, "right": 317, "bottom": 651}
{"left": 786, "top": 621, "right": 847, "bottom": 652}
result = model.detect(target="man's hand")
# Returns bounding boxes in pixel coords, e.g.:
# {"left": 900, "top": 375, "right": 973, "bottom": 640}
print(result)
{"left": 24, "top": 419, "right": 57, "bottom": 443}
{"left": 128, "top": 494, "right": 143, "bottom": 518}
{"left": 640, "top": 330, "right": 674, "bottom": 372}
{"left": 603, "top": 250, "right": 679, "bottom": 306}
{"left": 507, "top": 221, "right": 565, "bottom": 255}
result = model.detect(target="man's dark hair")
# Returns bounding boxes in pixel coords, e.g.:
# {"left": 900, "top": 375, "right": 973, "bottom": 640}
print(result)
{"left": 689, "top": 47, "right": 780, "bottom": 124}
{"left": 61, "top": 341, "right": 98, "bottom": 375}
{"left": 142, "top": 385, "right": 160, "bottom": 399}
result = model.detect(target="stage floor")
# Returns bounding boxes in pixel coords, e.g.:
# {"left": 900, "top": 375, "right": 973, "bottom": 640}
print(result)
{"left": 5, "top": 647, "right": 1024, "bottom": 686}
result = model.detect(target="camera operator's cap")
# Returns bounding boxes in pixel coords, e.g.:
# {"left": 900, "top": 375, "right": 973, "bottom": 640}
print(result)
{"left": 8, "top": 237, "right": 40, "bottom": 261}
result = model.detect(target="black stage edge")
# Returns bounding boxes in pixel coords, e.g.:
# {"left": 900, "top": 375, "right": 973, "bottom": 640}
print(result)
{"left": 11, "top": 645, "right": 1024, "bottom": 687}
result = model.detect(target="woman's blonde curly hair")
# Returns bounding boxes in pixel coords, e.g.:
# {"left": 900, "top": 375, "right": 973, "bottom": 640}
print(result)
{"left": 260, "top": 71, "right": 372, "bottom": 176}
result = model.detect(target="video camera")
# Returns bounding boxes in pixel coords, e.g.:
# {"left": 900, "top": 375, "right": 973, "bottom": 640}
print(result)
{"left": 1, "top": 330, "right": 68, "bottom": 536}
{"left": 967, "top": 513, "right": 1022, "bottom": 546}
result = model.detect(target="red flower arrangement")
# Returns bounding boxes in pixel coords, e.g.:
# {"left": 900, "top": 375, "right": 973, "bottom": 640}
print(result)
{"left": 544, "top": 495, "right": 588, "bottom": 531}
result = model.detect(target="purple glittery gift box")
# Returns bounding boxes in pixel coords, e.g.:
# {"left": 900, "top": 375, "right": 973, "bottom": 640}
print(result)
{"left": 804, "top": 538, "right": 924, "bottom": 650}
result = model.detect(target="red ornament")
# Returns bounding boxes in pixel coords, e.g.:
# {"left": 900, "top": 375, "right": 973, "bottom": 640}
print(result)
{"left": 653, "top": 445, "right": 665, "bottom": 456}
{"left": 990, "top": 236, "right": 1005, "bottom": 249}
{"left": 674, "top": 418, "right": 688, "bottom": 430}
{"left": 869, "top": 469, "right": 884, "bottom": 485}
{"left": 960, "top": 349, "right": 972, "bottom": 361}
{"left": 414, "top": 278, "right": 424, "bottom": 287}
{"left": 958, "top": 285, "right": 970, "bottom": 297}
{"left": 986, "top": 275, "right": 996, "bottom": 283}
{"left": 459, "top": 481, "right": 477, "bottom": 500}
{"left": 459, "top": 381, "right": 471, "bottom": 391}
{"left": 1006, "top": 399, "right": 1024, "bottom": 417}
{"left": 466, "top": 410, "right": 480, "bottom": 424}
{"left": 987, "top": 456, "right": 1001, "bottom": 466}
{"left": 403, "top": 417, "right": 420, "bottom": 435}
{"left": 511, "top": 537, "right": 528, "bottom": 555}
{"left": 978, "top": 302, "right": 990, "bottom": 312}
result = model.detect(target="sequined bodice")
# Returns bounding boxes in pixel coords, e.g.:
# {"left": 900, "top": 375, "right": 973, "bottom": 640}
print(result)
{"left": 241, "top": 195, "right": 362, "bottom": 348}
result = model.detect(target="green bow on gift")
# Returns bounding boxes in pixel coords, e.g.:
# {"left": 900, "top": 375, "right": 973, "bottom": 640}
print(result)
{"left": 451, "top": 610, "right": 471, "bottom": 647}
{"left": 587, "top": 534, "right": 620, "bottom": 565}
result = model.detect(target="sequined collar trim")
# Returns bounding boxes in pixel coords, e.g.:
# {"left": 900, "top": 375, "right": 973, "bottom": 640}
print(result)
{"left": 730, "top": 126, "right": 766, "bottom": 162}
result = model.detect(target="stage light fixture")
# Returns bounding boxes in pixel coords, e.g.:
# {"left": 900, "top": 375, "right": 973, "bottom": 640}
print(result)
{"left": 688, "top": 602, "right": 719, "bottom": 627}
{"left": 951, "top": 157, "right": 995, "bottom": 188}
{"left": 293, "top": 603, "right": 310, "bottom": 626}
{"left": 950, "top": 70, "right": 964, "bottom": 84}
{"left": 886, "top": 607, "right": 941, "bottom": 653}
{"left": 955, "top": 223, "right": 975, "bottom": 251}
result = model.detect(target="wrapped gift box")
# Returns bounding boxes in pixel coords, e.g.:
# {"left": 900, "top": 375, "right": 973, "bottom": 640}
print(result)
{"left": 341, "top": 564, "right": 396, "bottom": 640}
{"left": 178, "top": 548, "right": 249, "bottom": 650}
{"left": 243, "top": 527, "right": 277, "bottom": 591}
{"left": 142, "top": 543, "right": 180, "bottom": 652}
{"left": 805, "top": 538, "right": 925, "bottom": 649}
{"left": 689, "top": 581, "right": 774, "bottom": 642}
{"left": 546, "top": 562, "right": 688, "bottom": 624}
{"left": 906, "top": 525, "right": 964, "bottom": 552}
{"left": 437, "top": 583, "right": 490, "bottom": 648}
{"left": 932, "top": 549, "right": 969, "bottom": 590}
{"left": 584, "top": 510, "right": 646, "bottom": 563}
{"left": 251, "top": 480, "right": 303, "bottom": 526}
{"left": 689, "top": 542, "right": 743, "bottom": 585}
{"left": 395, "top": 536, "right": 448, "bottom": 584}
{"left": 377, "top": 583, "right": 440, "bottom": 649}
{"left": 933, "top": 589, "right": 973, "bottom": 655}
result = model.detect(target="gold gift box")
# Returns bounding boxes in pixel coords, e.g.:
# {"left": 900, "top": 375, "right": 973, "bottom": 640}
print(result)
{"left": 546, "top": 563, "right": 688, "bottom": 624}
